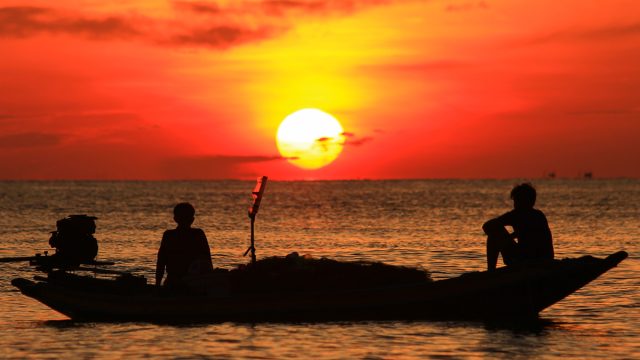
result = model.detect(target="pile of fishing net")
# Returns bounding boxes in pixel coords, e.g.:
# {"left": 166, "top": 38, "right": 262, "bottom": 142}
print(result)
{"left": 229, "top": 252, "right": 431, "bottom": 293}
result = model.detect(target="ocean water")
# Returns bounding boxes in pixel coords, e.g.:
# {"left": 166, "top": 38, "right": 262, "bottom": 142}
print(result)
{"left": 0, "top": 180, "right": 637, "bottom": 359}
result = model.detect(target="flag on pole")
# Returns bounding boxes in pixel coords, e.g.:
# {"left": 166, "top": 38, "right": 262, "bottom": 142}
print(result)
{"left": 249, "top": 176, "right": 268, "bottom": 219}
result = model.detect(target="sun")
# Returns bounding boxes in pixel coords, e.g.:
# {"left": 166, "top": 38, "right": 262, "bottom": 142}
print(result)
{"left": 276, "top": 109, "right": 345, "bottom": 170}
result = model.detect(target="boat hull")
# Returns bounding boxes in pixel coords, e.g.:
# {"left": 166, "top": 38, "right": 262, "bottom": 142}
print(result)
{"left": 11, "top": 251, "right": 627, "bottom": 322}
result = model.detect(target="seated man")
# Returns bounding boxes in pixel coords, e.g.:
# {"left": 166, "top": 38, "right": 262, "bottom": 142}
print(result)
{"left": 482, "top": 183, "right": 554, "bottom": 271}
{"left": 155, "top": 203, "right": 214, "bottom": 291}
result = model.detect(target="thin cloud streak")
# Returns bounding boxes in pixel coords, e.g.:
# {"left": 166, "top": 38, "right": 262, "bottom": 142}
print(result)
{"left": 344, "top": 136, "right": 373, "bottom": 146}
{"left": 173, "top": 1, "right": 222, "bottom": 14}
{"left": 0, "top": 132, "right": 62, "bottom": 148}
{"left": 167, "top": 25, "right": 282, "bottom": 48}
{"left": 523, "top": 22, "right": 640, "bottom": 46}
{"left": 339, "top": 132, "right": 374, "bottom": 147}
{"left": 176, "top": 0, "right": 394, "bottom": 17}
{"left": 0, "top": 6, "right": 140, "bottom": 39}
{"left": 445, "top": 1, "right": 489, "bottom": 12}
{"left": 161, "top": 154, "right": 291, "bottom": 179}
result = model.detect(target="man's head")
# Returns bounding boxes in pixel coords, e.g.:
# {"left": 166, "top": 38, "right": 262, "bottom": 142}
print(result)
{"left": 510, "top": 183, "right": 536, "bottom": 209}
{"left": 174, "top": 202, "right": 195, "bottom": 226}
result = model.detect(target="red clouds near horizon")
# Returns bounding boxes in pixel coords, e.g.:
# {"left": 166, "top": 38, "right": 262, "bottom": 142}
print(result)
{"left": 1, "top": 0, "right": 639, "bottom": 180}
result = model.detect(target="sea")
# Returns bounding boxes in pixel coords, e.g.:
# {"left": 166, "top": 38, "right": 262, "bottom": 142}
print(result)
{"left": 0, "top": 180, "right": 637, "bottom": 359}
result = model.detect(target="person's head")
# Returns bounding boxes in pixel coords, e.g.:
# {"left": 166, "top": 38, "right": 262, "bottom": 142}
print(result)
{"left": 510, "top": 183, "right": 536, "bottom": 209}
{"left": 173, "top": 202, "right": 195, "bottom": 227}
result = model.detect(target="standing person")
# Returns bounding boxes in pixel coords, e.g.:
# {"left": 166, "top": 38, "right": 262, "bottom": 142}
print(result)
{"left": 482, "top": 183, "right": 554, "bottom": 271}
{"left": 155, "top": 203, "right": 214, "bottom": 290}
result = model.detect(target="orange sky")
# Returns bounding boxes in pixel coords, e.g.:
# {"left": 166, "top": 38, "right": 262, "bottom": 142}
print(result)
{"left": 1, "top": 0, "right": 639, "bottom": 180}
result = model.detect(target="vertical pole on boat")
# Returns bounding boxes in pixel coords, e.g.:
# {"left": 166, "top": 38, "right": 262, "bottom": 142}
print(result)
{"left": 244, "top": 176, "right": 268, "bottom": 265}
{"left": 249, "top": 216, "right": 256, "bottom": 264}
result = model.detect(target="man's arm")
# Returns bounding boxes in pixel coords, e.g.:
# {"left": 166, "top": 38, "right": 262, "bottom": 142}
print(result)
{"left": 541, "top": 212, "right": 554, "bottom": 259}
{"left": 483, "top": 212, "right": 514, "bottom": 237}
{"left": 155, "top": 233, "right": 168, "bottom": 286}
{"left": 199, "top": 229, "right": 214, "bottom": 272}
{"left": 482, "top": 218, "right": 502, "bottom": 234}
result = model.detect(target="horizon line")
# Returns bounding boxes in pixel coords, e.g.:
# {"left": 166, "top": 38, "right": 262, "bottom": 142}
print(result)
{"left": 0, "top": 176, "right": 636, "bottom": 182}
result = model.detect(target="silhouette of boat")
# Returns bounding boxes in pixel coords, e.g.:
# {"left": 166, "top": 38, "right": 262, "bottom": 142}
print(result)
{"left": 11, "top": 251, "right": 627, "bottom": 322}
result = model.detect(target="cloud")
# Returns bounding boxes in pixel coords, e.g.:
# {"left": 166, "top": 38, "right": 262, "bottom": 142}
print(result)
{"left": 162, "top": 154, "right": 289, "bottom": 179}
{"left": 0, "top": 1, "right": 406, "bottom": 49}
{"left": 344, "top": 136, "right": 373, "bottom": 146}
{"left": 313, "top": 136, "right": 338, "bottom": 152}
{"left": 0, "top": 111, "right": 168, "bottom": 154}
{"left": 259, "top": 0, "right": 392, "bottom": 16}
{"left": 583, "top": 22, "right": 640, "bottom": 40}
{"left": 169, "top": 0, "right": 401, "bottom": 47}
{"left": 173, "top": 1, "right": 222, "bottom": 14}
{"left": 340, "top": 132, "right": 374, "bottom": 147}
{"left": 167, "top": 25, "right": 282, "bottom": 48}
{"left": 0, "top": 6, "right": 140, "bottom": 39}
{"left": 445, "top": 1, "right": 489, "bottom": 12}
{"left": 0, "top": 132, "right": 62, "bottom": 148}
{"left": 316, "top": 132, "right": 373, "bottom": 147}
{"left": 524, "top": 22, "right": 640, "bottom": 45}
{"left": 195, "top": 154, "right": 287, "bottom": 163}
{"left": 566, "top": 109, "right": 638, "bottom": 116}
{"left": 358, "top": 60, "right": 470, "bottom": 77}
{"left": 261, "top": 0, "right": 336, "bottom": 16}
{"left": 176, "top": 0, "right": 393, "bottom": 17}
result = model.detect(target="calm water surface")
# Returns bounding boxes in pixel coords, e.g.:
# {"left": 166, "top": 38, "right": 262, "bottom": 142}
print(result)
{"left": 0, "top": 180, "right": 638, "bottom": 359}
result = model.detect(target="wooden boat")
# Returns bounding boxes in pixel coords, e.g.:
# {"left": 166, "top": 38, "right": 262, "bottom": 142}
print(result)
{"left": 11, "top": 251, "right": 627, "bottom": 322}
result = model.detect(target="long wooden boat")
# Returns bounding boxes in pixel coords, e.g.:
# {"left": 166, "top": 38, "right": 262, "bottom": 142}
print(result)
{"left": 11, "top": 251, "right": 627, "bottom": 322}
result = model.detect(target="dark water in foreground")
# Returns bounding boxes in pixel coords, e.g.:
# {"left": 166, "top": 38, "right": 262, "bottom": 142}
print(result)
{"left": 0, "top": 180, "right": 638, "bottom": 359}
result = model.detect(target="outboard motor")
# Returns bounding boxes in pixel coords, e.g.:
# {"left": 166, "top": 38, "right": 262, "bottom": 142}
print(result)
{"left": 48, "top": 215, "right": 99, "bottom": 265}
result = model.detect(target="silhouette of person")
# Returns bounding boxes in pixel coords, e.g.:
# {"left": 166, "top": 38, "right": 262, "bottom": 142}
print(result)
{"left": 482, "top": 183, "right": 554, "bottom": 271}
{"left": 155, "top": 203, "right": 214, "bottom": 291}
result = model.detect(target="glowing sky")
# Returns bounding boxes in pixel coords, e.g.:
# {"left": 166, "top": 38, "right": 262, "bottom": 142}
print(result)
{"left": 1, "top": 0, "right": 638, "bottom": 179}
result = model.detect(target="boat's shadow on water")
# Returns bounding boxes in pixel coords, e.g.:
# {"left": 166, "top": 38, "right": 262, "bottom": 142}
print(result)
{"left": 42, "top": 319, "right": 90, "bottom": 329}
{"left": 480, "top": 317, "right": 558, "bottom": 334}
{"left": 41, "top": 317, "right": 560, "bottom": 334}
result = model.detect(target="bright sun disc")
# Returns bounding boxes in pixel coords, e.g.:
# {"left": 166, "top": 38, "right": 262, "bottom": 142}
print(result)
{"left": 276, "top": 109, "right": 344, "bottom": 170}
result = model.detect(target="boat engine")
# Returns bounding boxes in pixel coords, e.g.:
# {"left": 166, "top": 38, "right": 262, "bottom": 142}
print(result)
{"left": 48, "top": 215, "right": 99, "bottom": 264}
